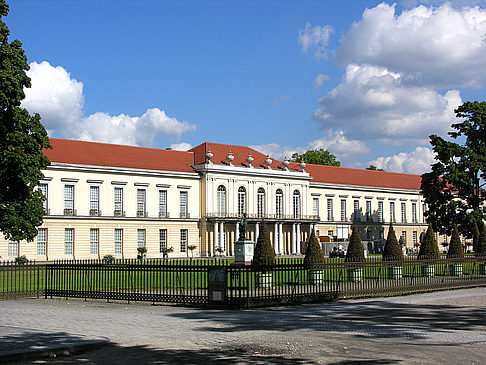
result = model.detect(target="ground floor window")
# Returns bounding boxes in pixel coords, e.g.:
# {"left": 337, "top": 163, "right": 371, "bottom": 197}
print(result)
{"left": 137, "top": 229, "right": 146, "bottom": 248}
{"left": 114, "top": 229, "right": 123, "bottom": 255}
{"left": 90, "top": 229, "right": 99, "bottom": 255}
{"left": 8, "top": 241, "right": 18, "bottom": 257}
{"left": 160, "top": 229, "right": 167, "bottom": 253}
{"left": 37, "top": 228, "right": 47, "bottom": 256}
{"left": 65, "top": 228, "right": 74, "bottom": 255}
{"left": 180, "top": 229, "right": 187, "bottom": 253}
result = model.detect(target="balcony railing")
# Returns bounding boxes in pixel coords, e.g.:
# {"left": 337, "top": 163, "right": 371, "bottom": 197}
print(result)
{"left": 180, "top": 212, "right": 190, "bottom": 219}
{"left": 137, "top": 211, "right": 147, "bottom": 218}
{"left": 89, "top": 209, "right": 101, "bottom": 217}
{"left": 63, "top": 209, "right": 76, "bottom": 216}
{"left": 114, "top": 210, "right": 126, "bottom": 217}
{"left": 159, "top": 211, "right": 170, "bottom": 218}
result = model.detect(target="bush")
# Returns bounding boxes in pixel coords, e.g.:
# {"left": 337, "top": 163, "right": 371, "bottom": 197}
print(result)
{"left": 447, "top": 225, "right": 464, "bottom": 258}
{"left": 476, "top": 222, "right": 486, "bottom": 257}
{"left": 102, "top": 254, "right": 115, "bottom": 264}
{"left": 15, "top": 255, "right": 28, "bottom": 265}
{"left": 252, "top": 219, "right": 275, "bottom": 269}
{"left": 382, "top": 224, "right": 403, "bottom": 261}
{"left": 418, "top": 224, "right": 440, "bottom": 259}
{"left": 137, "top": 246, "right": 147, "bottom": 259}
{"left": 345, "top": 226, "right": 365, "bottom": 262}
{"left": 304, "top": 230, "right": 325, "bottom": 269}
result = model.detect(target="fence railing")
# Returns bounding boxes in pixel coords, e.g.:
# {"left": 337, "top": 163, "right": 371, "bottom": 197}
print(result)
{"left": 1, "top": 257, "right": 486, "bottom": 308}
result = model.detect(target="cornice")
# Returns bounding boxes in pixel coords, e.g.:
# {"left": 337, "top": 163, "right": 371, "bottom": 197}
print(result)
{"left": 193, "top": 163, "right": 311, "bottom": 181}
{"left": 310, "top": 181, "right": 421, "bottom": 195}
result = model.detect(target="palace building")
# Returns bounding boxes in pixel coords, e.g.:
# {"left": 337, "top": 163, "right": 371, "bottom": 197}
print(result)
{"left": 0, "top": 138, "right": 428, "bottom": 260}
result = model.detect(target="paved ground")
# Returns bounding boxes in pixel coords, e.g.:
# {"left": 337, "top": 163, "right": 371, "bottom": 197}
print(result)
{"left": 0, "top": 288, "right": 485, "bottom": 364}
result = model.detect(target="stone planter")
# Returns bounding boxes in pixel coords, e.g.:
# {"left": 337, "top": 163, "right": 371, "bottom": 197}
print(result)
{"left": 255, "top": 272, "right": 272, "bottom": 288}
{"left": 308, "top": 269, "right": 323, "bottom": 285}
{"left": 422, "top": 264, "right": 435, "bottom": 277}
{"left": 479, "top": 263, "right": 486, "bottom": 275}
{"left": 449, "top": 263, "right": 463, "bottom": 276}
{"left": 388, "top": 266, "right": 402, "bottom": 280}
{"left": 347, "top": 268, "right": 363, "bottom": 282}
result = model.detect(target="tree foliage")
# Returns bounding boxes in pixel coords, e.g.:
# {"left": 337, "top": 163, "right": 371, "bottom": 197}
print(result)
{"left": 252, "top": 219, "right": 275, "bottom": 268}
{"left": 291, "top": 149, "right": 341, "bottom": 166}
{"left": 447, "top": 225, "right": 464, "bottom": 258}
{"left": 0, "top": 0, "right": 50, "bottom": 242}
{"left": 382, "top": 224, "right": 403, "bottom": 261}
{"left": 418, "top": 225, "right": 440, "bottom": 259}
{"left": 366, "top": 165, "right": 385, "bottom": 171}
{"left": 476, "top": 223, "right": 486, "bottom": 257}
{"left": 345, "top": 226, "right": 365, "bottom": 262}
{"left": 303, "top": 230, "right": 325, "bottom": 269}
{"left": 473, "top": 220, "right": 481, "bottom": 254}
{"left": 421, "top": 101, "right": 486, "bottom": 238}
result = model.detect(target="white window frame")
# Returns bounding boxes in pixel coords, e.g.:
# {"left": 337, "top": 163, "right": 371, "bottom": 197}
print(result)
{"left": 275, "top": 189, "right": 283, "bottom": 219}
{"left": 366, "top": 200, "right": 372, "bottom": 222}
{"left": 217, "top": 185, "right": 226, "bottom": 216}
{"left": 390, "top": 202, "right": 396, "bottom": 223}
{"left": 8, "top": 241, "right": 19, "bottom": 257}
{"left": 180, "top": 229, "right": 188, "bottom": 253}
{"left": 340, "top": 199, "right": 347, "bottom": 222}
{"left": 378, "top": 201, "right": 383, "bottom": 222}
{"left": 159, "top": 190, "right": 168, "bottom": 218}
{"left": 353, "top": 200, "right": 360, "bottom": 222}
{"left": 312, "top": 197, "right": 319, "bottom": 218}
{"left": 90, "top": 186, "right": 100, "bottom": 216}
{"left": 37, "top": 228, "right": 47, "bottom": 256}
{"left": 412, "top": 203, "right": 417, "bottom": 223}
{"left": 64, "top": 185, "right": 75, "bottom": 215}
{"left": 64, "top": 228, "right": 74, "bottom": 256}
{"left": 293, "top": 190, "right": 301, "bottom": 219}
{"left": 180, "top": 191, "right": 188, "bottom": 218}
{"left": 159, "top": 229, "right": 167, "bottom": 253}
{"left": 257, "top": 188, "right": 266, "bottom": 218}
{"left": 90, "top": 228, "right": 99, "bottom": 255}
{"left": 114, "top": 229, "right": 123, "bottom": 255}
{"left": 137, "top": 189, "right": 146, "bottom": 217}
{"left": 327, "top": 199, "right": 333, "bottom": 221}
{"left": 39, "top": 183, "right": 48, "bottom": 214}
{"left": 238, "top": 187, "right": 247, "bottom": 217}
{"left": 114, "top": 187, "right": 124, "bottom": 216}
{"left": 401, "top": 202, "right": 407, "bottom": 223}
{"left": 137, "top": 229, "right": 146, "bottom": 248}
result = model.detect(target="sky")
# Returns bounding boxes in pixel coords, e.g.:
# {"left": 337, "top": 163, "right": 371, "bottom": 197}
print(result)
{"left": 6, "top": 0, "right": 486, "bottom": 174}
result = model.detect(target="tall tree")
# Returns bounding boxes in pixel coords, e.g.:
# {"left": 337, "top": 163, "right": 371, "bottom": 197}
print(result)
{"left": 291, "top": 149, "right": 341, "bottom": 166}
{"left": 421, "top": 101, "right": 486, "bottom": 239}
{"left": 366, "top": 165, "right": 384, "bottom": 171}
{"left": 0, "top": 0, "right": 50, "bottom": 242}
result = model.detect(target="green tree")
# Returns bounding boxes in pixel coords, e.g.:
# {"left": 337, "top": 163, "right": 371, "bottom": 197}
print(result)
{"left": 345, "top": 226, "right": 365, "bottom": 262}
{"left": 418, "top": 224, "right": 440, "bottom": 259}
{"left": 476, "top": 223, "right": 486, "bottom": 257}
{"left": 0, "top": 0, "right": 50, "bottom": 242}
{"left": 382, "top": 224, "right": 403, "bottom": 261}
{"left": 473, "top": 220, "right": 481, "bottom": 254}
{"left": 252, "top": 219, "right": 275, "bottom": 268}
{"left": 447, "top": 224, "right": 464, "bottom": 258}
{"left": 291, "top": 149, "right": 340, "bottom": 166}
{"left": 366, "top": 165, "right": 385, "bottom": 171}
{"left": 303, "top": 230, "right": 325, "bottom": 269}
{"left": 421, "top": 101, "right": 486, "bottom": 239}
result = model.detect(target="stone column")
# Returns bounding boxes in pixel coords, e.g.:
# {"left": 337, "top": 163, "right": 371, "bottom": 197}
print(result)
{"left": 274, "top": 223, "right": 279, "bottom": 254}
{"left": 214, "top": 222, "right": 219, "bottom": 255}
{"left": 235, "top": 222, "right": 240, "bottom": 242}
{"left": 220, "top": 222, "right": 225, "bottom": 253}
{"left": 255, "top": 222, "right": 260, "bottom": 241}
{"left": 279, "top": 223, "right": 284, "bottom": 255}
{"left": 292, "top": 223, "right": 296, "bottom": 254}
{"left": 296, "top": 223, "right": 301, "bottom": 254}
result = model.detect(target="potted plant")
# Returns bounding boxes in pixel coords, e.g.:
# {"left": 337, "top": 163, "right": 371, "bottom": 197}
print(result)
{"left": 137, "top": 246, "right": 147, "bottom": 260}
{"left": 382, "top": 224, "right": 403, "bottom": 279}
{"left": 418, "top": 224, "right": 439, "bottom": 277}
{"left": 476, "top": 222, "right": 486, "bottom": 275}
{"left": 187, "top": 244, "right": 197, "bottom": 258}
{"left": 252, "top": 219, "right": 275, "bottom": 288}
{"left": 447, "top": 225, "right": 464, "bottom": 276}
{"left": 215, "top": 247, "right": 225, "bottom": 257}
{"left": 345, "top": 226, "right": 365, "bottom": 282}
{"left": 304, "top": 230, "right": 325, "bottom": 284}
{"left": 161, "top": 246, "right": 174, "bottom": 261}
{"left": 102, "top": 254, "right": 115, "bottom": 264}
{"left": 14, "top": 255, "right": 28, "bottom": 265}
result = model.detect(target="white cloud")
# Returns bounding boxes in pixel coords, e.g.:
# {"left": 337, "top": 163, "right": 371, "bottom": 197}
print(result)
{"left": 22, "top": 61, "right": 196, "bottom": 146}
{"left": 313, "top": 64, "right": 462, "bottom": 146}
{"left": 298, "top": 22, "right": 334, "bottom": 59}
{"left": 170, "top": 142, "right": 193, "bottom": 151}
{"left": 335, "top": 3, "right": 486, "bottom": 88}
{"left": 369, "top": 146, "right": 436, "bottom": 174}
{"left": 270, "top": 95, "right": 290, "bottom": 105}
{"left": 314, "top": 74, "right": 330, "bottom": 88}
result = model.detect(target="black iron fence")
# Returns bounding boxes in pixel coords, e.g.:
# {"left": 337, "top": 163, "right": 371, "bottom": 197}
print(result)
{"left": 1, "top": 257, "right": 486, "bottom": 308}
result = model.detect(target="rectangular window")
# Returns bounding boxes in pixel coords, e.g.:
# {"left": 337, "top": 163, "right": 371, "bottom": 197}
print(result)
{"left": 313, "top": 198, "right": 319, "bottom": 218}
{"left": 37, "top": 228, "right": 47, "bottom": 256}
{"left": 114, "top": 229, "right": 123, "bottom": 255}
{"left": 422, "top": 203, "right": 427, "bottom": 223}
{"left": 327, "top": 230, "right": 333, "bottom": 237}
{"left": 159, "top": 190, "right": 168, "bottom": 218}
{"left": 180, "top": 229, "right": 188, "bottom": 253}
{"left": 413, "top": 231, "right": 418, "bottom": 246}
{"left": 401, "top": 202, "right": 407, "bottom": 223}
{"left": 8, "top": 241, "right": 18, "bottom": 257}
{"left": 64, "top": 185, "right": 74, "bottom": 215}
{"left": 353, "top": 200, "right": 360, "bottom": 222}
{"left": 64, "top": 228, "right": 74, "bottom": 255}
{"left": 90, "top": 228, "right": 99, "bottom": 255}
{"left": 412, "top": 203, "right": 417, "bottom": 223}
{"left": 378, "top": 201, "right": 384, "bottom": 222}
{"left": 137, "top": 189, "right": 146, "bottom": 217}
{"left": 379, "top": 230, "right": 384, "bottom": 240}
{"left": 89, "top": 186, "right": 100, "bottom": 216}
{"left": 340, "top": 199, "right": 347, "bottom": 221}
{"left": 159, "top": 229, "right": 167, "bottom": 253}
{"left": 180, "top": 191, "right": 188, "bottom": 218}
{"left": 366, "top": 200, "right": 372, "bottom": 222}
{"left": 327, "top": 199, "right": 333, "bottom": 221}
{"left": 137, "top": 229, "right": 146, "bottom": 248}
{"left": 390, "top": 202, "right": 396, "bottom": 222}
{"left": 114, "top": 187, "right": 123, "bottom": 216}
{"left": 366, "top": 230, "right": 372, "bottom": 241}
{"left": 401, "top": 231, "right": 407, "bottom": 245}
{"left": 39, "top": 184, "right": 48, "bottom": 214}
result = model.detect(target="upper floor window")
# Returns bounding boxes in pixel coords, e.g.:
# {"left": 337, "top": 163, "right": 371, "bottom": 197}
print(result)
{"left": 327, "top": 199, "right": 333, "bottom": 221}
{"left": 312, "top": 197, "right": 319, "bottom": 218}
{"left": 114, "top": 187, "right": 124, "bottom": 216}
{"left": 412, "top": 203, "right": 417, "bottom": 223}
{"left": 366, "top": 200, "right": 372, "bottom": 222}
{"left": 401, "top": 202, "right": 407, "bottom": 223}
{"left": 64, "top": 185, "right": 75, "bottom": 215}
{"left": 390, "top": 202, "right": 396, "bottom": 222}
{"left": 217, "top": 185, "right": 226, "bottom": 216}
{"left": 353, "top": 200, "right": 360, "bottom": 222}
{"left": 340, "top": 199, "right": 347, "bottom": 221}
{"left": 293, "top": 190, "right": 301, "bottom": 219}
{"left": 180, "top": 191, "right": 188, "bottom": 218}
{"left": 39, "top": 183, "right": 48, "bottom": 214}
{"left": 89, "top": 186, "right": 100, "bottom": 216}
{"left": 422, "top": 203, "right": 427, "bottom": 223}
{"left": 257, "top": 188, "right": 265, "bottom": 218}
{"left": 377, "top": 201, "right": 384, "bottom": 222}
{"left": 275, "top": 189, "right": 283, "bottom": 218}
{"left": 159, "top": 190, "right": 168, "bottom": 218}
{"left": 137, "top": 189, "right": 146, "bottom": 217}
{"left": 238, "top": 186, "right": 246, "bottom": 217}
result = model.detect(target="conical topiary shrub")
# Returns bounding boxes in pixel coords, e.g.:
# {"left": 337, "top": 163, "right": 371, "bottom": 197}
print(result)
{"left": 304, "top": 230, "right": 325, "bottom": 269}
{"left": 252, "top": 219, "right": 275, "bottom": 269}
{"left": 418, "top": 224, "right": 440, "bottom": 260}
{"left": 382, "top": 224, "right": 403, "bottom": 261}
{"left": 447, "top": 225, "right": 464, "bottom": 259}
{"left": 345, "top": 226, "right": 365, "bottom": 263}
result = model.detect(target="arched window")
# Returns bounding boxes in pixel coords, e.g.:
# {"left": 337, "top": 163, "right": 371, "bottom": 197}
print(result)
{"left": 257, "top": 187, "right": 265, "bottom": 218}
{"left": 275, "top": 189, "right": 283, "bottom": 218}
{"left": 237, "top": 186, "right": 246, "bottom": 217}
{"left": 293, "top": 190, "right": 300, "bottom": 219}
{"left": 217, "top": 185, "right": 226, "bottom": 216}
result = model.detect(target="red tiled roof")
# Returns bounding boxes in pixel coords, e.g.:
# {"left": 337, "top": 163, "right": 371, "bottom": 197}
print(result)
{"left": 44, "top": 138, "right": 195, "bottom": 173}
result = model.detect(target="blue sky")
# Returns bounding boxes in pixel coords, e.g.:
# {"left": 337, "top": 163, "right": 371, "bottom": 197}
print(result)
{"left": 7, "top": 0, "right": 486, "bottom": 173}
